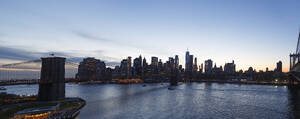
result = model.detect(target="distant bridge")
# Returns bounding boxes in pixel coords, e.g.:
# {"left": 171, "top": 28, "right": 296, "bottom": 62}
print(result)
{"left": 1, "top": 59, "right": 79, "bottom": 68}
{"left": 0, "top": 57, "right": 79, "bottom": 81}
{"left": 0, "top": 78, "right": 77, "bottom": 86}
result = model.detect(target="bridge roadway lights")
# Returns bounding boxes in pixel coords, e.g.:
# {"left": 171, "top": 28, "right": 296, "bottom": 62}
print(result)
{"left": 38, "top": 57, "right": 66, "bottom": 101}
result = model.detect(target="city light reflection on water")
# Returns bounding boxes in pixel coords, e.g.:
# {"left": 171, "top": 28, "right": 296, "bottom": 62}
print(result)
{"left": 2, "top": 83, "right": 300, "bottom": 119}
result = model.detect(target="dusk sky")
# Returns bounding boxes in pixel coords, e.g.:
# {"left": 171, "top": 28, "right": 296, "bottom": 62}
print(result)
{"left": 1, "top": 0, "right": 300, "bottom": 72}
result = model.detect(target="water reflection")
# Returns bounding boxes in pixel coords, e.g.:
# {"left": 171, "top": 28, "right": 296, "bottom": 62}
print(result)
{"left": 288, "top": 86, "right": 300, "bottom": 119}
{"left": 3, "top": 83, "right": 300, "bottom": 119}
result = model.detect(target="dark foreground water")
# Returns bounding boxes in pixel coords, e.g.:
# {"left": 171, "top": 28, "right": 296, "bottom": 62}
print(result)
{"left": 2, "top": 83, "right": 300, "bottom": 119}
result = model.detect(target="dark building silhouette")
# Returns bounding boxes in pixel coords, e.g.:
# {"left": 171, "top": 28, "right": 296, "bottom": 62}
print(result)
{"left": 76, "top": 57, "right": 106, "bottom": 81}
{"left": 158, "top": 59, "right": 163, "bottom": 75}
{"left": 224, "top": 60, "right": 236, "bottom": 74}
{"left": 188, "top": 55, "right": 194, "bottom": 72}
{"left": 185, "top": 51, "right": 190, "bottom": 72}
{"left": 97, "top": 61, "right": 107, "bottom": 80}
{"left": 142, "top": 57, "right": 148, "bottom": 78}
{"left": 38, "top": 57, "right": 66, "bottom": 101}
{"left": 113, "top": 65, "right": 121, "bottom": 78}
{"left": 151, "top": 57, "right": 159, "bottom": 66}
{"left": 169, "top": 57, "right": 175, "bottom": 69}
{"left": 179, "top": 65, "right": 183, "bottom": 72}
{"left": 133, "top": 55, "right": 142, "bottom": 77}
{"left": 175, "top": 55, "right": 179, "bottom": 69}
{"left": 185, "top": 53, "right": 193, "bottom": 73}
{"left": 245, "top": 67, "right": 254, "bottom": 74}
{"left": 199, "top": 63, "right": 204, "bottom": 73}
{"left": 127, "top": 56, "right": 132, "bottom": 77}
{"left": 168, "top": 56, "right": 179, "bottom": 85}
{"left": 118, "top": 56, "right": 133, "bottom": 78}
{"left": 193, "top": 57, "right": 198, "bottom": 72}
{"left": 212, "top": 63, "right": 223, "bottom": 74}
{"left": 185, "top": 51, "right": 194, "bottom": 79}
{"left": 120, "top": 59, "right": 129, "bottom": 78}
{"left": 275, "top": 61, "right": 282, "bottom": 73}
{"left": 151, "top": 56, "right": 159, "bottom": 75}
{"left": 205, "top": 59, "right": 213, "bottom": 74}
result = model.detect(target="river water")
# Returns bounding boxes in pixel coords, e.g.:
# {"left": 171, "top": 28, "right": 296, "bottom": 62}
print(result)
{"left": 1, "top": 83, "right": 300, "bottom": 119}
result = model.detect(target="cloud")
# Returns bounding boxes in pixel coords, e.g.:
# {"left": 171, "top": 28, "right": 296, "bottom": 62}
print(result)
{"left": 67, "top": 57, "right": 84, "bottom": 63}
{"left": 72, "top": 30, "right": 170, "bottom": 55}
{"left": 72, "top": 30, "right": 140, "bottom": 48}
{"left": 67, "top": 56, "right": 120, "bottom": 67}
{"left": 66, "top": 49, "right": 121, "bottom": 62}
{"left": 0, "top": 46, "right": 37, "bottom": 60}
{"left": 0, "top": 45, "right": 121, "bottom": 68}
{"left": 0, "top": 45, "right": 73, "bottom": 62}
{"left": 37, "top": 51, "right": 72, "bottom": 58}
{"left": 106, "top": 61, "right": 120, "bottom": 67}
{"left": 0, "top": 33, "right": 6, "bottom": 43}
{"left": 73, "top": 31, "right": 110, "bottom": 41}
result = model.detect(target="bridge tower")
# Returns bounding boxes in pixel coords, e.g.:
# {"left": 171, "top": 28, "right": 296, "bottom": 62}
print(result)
{"left": 38, "top": 57, "right": 66, "bottom": 101}
{"left": 290, "top": 31, "right": 300, "bottom": 71}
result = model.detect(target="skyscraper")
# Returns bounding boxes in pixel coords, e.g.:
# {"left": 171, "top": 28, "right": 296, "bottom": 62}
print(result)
{"left": 199, "top": 63, "right": 204, "bottom": 73}
{"left": 185, "top": 51, "right": 194, "bottom": 79}
{"left": 169, "top": 57, "right": 175, "bottom": 70}
{"left": 212, "top": 63, "right": 223, "bottom": 74}
{"left": 120, "top": 59, "right": 128, "bottom": 77}
{"left": 276, "top": 61, "right": 282, "bottom": 72}
{"left": 127, "top": 56, "right": 132, "bottom": 77}
{"left": 97, "top": 61, "right": 107, "bottom": 80}
{"left": 143, "top": 57, "right": 147, "bottom": 68}
{"left": 175, "top": 55, "right": 179, "bottom": 69}
{"left": 77, "top": 57, "right": 105, "bottom": 81}
{"left": 185, "top": 51, "right": 190, "bottom": 71}
{"left": 188, "top": 55, "right": 194, "bottom": 72}
{"left": 224, "top": 60, "right": 236, "bottom": 74}
{"left": 151, "top": 57, "right": 159, "bottom": 66}
{"left": 158, "top": 59, "right": 163, "bottom": 73}
{"left": 133, "top": 55, "right": 142, "bottom": 77}
{"left": 142, "top": 57, "right": 148, "bottom": 77}
{"left": 193, "top": 57, "right": 198, "bottom": 72}
{"left": 205, "top": 59, "right": 213, "bottom": 74}
{"left": 185, "top": 50, "right": 194, "bottom": 73}
{"left": 151, "top": 56, "right": 159, "bottom": 75}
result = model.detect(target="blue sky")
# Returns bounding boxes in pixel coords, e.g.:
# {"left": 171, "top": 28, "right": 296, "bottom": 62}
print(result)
{"left": 0, "top": 0, "right": 300, "bottom": 72}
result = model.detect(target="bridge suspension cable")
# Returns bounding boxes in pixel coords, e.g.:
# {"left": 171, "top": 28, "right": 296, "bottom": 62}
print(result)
{"left": 0, "top": 58, "right": 80, "bottom": 80}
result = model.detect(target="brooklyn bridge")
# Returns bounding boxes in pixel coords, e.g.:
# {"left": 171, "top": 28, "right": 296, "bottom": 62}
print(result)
{"left": 289, "top": 32, "right": 300, "bottom": 82}
{"left": 0, "top": 58, "right": 79, "bottom": 85}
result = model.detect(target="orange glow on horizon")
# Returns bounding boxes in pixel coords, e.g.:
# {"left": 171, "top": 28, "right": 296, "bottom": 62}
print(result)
{"left": 283, "top": 68, "right": 289, "bottom": 73}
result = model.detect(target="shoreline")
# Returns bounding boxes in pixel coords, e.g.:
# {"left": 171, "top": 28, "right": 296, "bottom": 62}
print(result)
{"left": 71, "top": 80, "right": 294, "bottom": 86}
{"left": 0, "top": 97, "right": 86, "bottom": 119}
{"left": 0, "top": 79, "right": 296, "bottom": 86}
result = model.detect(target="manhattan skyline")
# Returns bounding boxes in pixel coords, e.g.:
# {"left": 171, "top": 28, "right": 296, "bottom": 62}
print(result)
{"left": 1, "top": 0, "right": 300, "bottom": 72}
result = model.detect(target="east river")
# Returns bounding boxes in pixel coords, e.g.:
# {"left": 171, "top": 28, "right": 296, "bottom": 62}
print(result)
{"left": 2, "top": 83, "right": 300, "bottom": 119}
